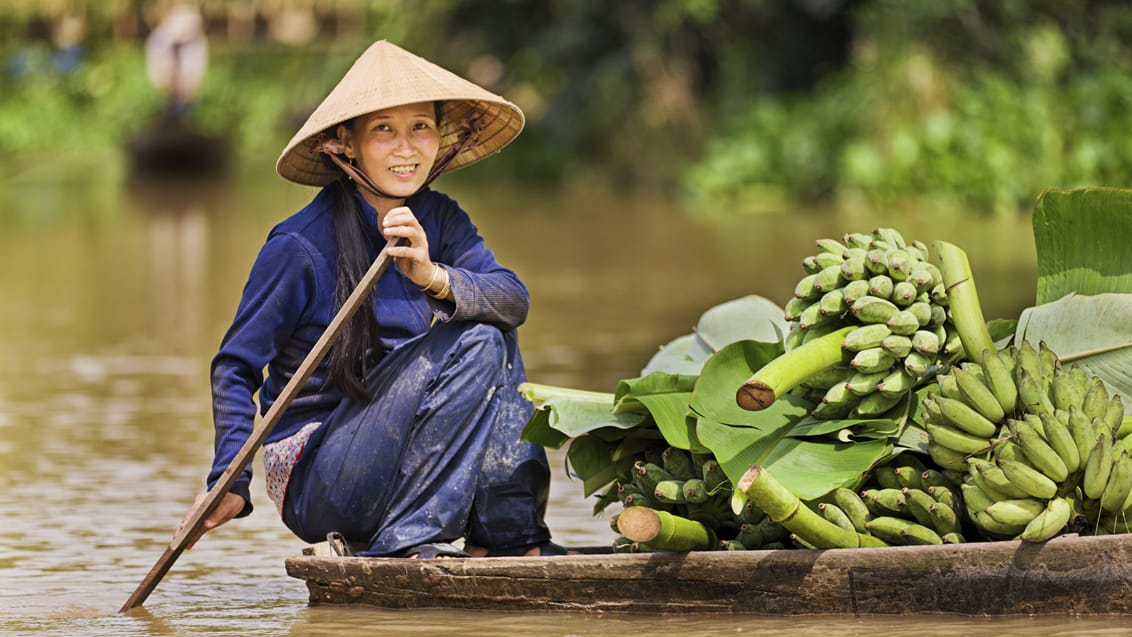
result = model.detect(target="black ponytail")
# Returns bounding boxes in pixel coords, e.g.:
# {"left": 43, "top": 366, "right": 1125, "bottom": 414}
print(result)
{"left": 326, "top": 178, "right": 379, "bottom": 401}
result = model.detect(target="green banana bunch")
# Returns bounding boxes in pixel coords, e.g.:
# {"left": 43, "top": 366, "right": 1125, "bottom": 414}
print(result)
{"left": 602, "top": 446, "right": 796, "bottom": 552}
{"left": 784, "top": 227, "right": 961, "bottom": 421}
{"left": 924, "top": 342, "right": 1129, "bottom": 542}
{"left": 820, "top": 458, "right": 964, "bottom": 545}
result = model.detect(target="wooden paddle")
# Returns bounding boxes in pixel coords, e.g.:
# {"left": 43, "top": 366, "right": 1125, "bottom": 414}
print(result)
{"left": 120, "top": 237, "right": 406, "bottom": 613}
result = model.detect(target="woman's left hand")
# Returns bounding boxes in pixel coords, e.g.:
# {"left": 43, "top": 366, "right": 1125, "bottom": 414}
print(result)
{"left": 381, "top": 206, "right": 437, "bottom": 288}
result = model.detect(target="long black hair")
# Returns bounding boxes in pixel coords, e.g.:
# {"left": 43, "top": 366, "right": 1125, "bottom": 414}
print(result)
{"left": 326, "top": 177, "right": 380, "bottom": 401}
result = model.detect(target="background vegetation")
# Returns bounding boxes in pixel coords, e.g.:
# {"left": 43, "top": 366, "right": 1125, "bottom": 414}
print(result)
{"left": 2, "top": 0, "right": 1131, "bottom": 214}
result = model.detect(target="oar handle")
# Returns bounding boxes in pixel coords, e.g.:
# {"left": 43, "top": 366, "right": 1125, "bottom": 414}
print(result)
{"left": 120, "top": 237, "right": 405, "bottom": 613}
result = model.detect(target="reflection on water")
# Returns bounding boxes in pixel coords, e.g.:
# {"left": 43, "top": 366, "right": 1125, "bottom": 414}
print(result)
{"left": 1, "top": 169, "right": 1109, "bottom": 636}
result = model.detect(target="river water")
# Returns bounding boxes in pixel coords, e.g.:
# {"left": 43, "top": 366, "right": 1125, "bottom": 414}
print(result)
{"left": 0, "top": 166, "right": 1121, "bottom": 635}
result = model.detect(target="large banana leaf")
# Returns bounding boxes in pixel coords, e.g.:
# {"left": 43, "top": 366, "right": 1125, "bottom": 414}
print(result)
{"left": 1033, "top": 188, "right": 1132, "bottom": 304}
{"left": 518, "top": 384, "right": 646, "bottom": 449}
{"left": 689, "top": 339, "right": 893, "bottom": 500}
{"left": 641, "top": 294, "right": 789, "bottom": 376}
{"left": 1016, "top": 188, "right": 1132, "bottom": 411}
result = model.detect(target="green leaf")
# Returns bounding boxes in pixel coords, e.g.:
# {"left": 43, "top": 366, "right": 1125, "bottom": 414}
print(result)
{"left": 689, "top": 339, "right": 786, "bottom": 426}
{"left": 640, "top": 295, "right": 787, "bottom": 376}
{"left": 565, "top": 435, "right": 623, "bottom": 497}
{"left": 1015, "top": 293, "right": 1132, "bottom": 408}
{"left": 518, "top": 382, "right": 647, "bottom": 445}
{"left": 697, "top": 417, "right": 891, "bottom": 501}
{"left": 612, "top": 373, "right": 704, "bottom": 451}
{"left": 1034, "top": 188, "right": 1132, "bottom": 304}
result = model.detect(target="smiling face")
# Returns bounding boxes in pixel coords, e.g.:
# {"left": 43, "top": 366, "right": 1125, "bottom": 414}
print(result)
{"left": 337, "top": 102, "right": 441, "bottom": 212}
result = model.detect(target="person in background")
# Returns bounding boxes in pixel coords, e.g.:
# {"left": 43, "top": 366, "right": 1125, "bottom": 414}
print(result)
{"left": 178, "top": 40, "right": 565, "bottom": 559}
{"left": 145, "top": 2, "right": 208, "bottom": 118}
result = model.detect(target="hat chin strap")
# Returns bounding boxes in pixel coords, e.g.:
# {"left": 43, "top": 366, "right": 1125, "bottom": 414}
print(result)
{"left": 314, "top": 112, "right": 485, "bottom": 200}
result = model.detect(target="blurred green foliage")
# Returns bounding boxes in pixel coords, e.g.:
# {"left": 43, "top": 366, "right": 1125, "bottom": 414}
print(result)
{"left": 2, "top": 0, "right": 1131, "bottom": 214}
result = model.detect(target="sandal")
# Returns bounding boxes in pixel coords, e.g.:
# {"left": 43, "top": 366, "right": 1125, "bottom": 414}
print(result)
{"left": 394, "top": 542, "right": 470, "bottom": 559}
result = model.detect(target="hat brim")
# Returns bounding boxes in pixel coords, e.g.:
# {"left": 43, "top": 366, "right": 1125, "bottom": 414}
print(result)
{"left": 276, "top": 40, "right": 524, "bottom": 187}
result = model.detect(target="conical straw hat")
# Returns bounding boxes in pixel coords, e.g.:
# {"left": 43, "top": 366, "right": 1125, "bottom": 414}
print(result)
{"left": 276, "top": 40, "right": 524, "bottom": 187}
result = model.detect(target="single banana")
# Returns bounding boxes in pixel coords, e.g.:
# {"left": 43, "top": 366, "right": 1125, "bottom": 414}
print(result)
{"left": 840, "top": 256, "right": 868, "bottom": 282}
{"left": 1037, "top": 341, "right": 1061, "bottom": 385}
{"left": 852, "top": 390, "right": 904, "bottom": 417}
{"left": 885, "top": 249, "right": 914, "bottom": 282}
{"left": 984, "top": 498, "right": 1046, "bottom": 527}
{"left": 935, "top": 395, "right": 999, "bottom": 438}
{"left": 928, "top": 441, "right": 971, "bottom": 473}
{"left": 867, "top": 274, "right": 894, "bottom": 298}
{"left": 907, "top": 301, "right": 933, "bottom": 327}
{"left": 930, "top": 501, "right": 961, "bottom": 536}
{"left": 813, "top": 264, "right": 844, "bottom": 294}
{"left": 850, "top": 347, "right": 897, "bottom": 375}
{"left": 980, "top": 347, "right": 1018, "bottom": 415}
{"left": 873, "top": 227, "right": 908, "bottom": 249}
{"left": 880, "top": 334, "right": 913, "bottom": 358}
{"left": 818, "top": 288, "right": 847, "bottom": 317}
{"left": 927, "top": 422, "right": 992, "bottom": 455}
{"left": 1017, "top": 370, "right": 1055, "bottom": 417}
{"left": 818, "top": 502, "right": 856, "bottom": 532}
{"left": 1103, "top": 394, "right": 1125, "bottom": 433}
{"left": 1050, "top": 372, "right": 1084, "bottom": 413}
{"left": 960, "top": 481, "right": 999, "bottom": 513}
{"left": 954, "top": 365, "right": 1007, "bottom": 423}
{"left": 841, "top": 279, "right": 873, "bottom": 305}
{"left": 1083, "top": 430, "right": 1115, "bottom": 500}
{"left": 876, "top": 368, "right": 916, "bottom": 399}
{"left": 903, "top": 351, "right": 934, "bottom": 379}
{"left": 831, "top": 487, "right": 872, "bottom": 533}
{"left": 901, "top": 488, "right": 937, "bottom": 527}
{"left": 1100, "top": 448, "right": 1132, "bottom": 513}
{"left": 886, "top": 310, "right": 921, "bottom": 336}
{"left": 873, "top": 465, "right": 902, "bottom": 490}
{"left": 841, "top": 324, "right": 893, "bottom": 353}
{"left": 844, "top": 232, "right": 873, "bottom": 250}
{"left": 1067, "top": 406, "right": 1097, "bottom": 469}
{"left": 860, "top": 487, "right": 907, "bottom": 517}
{"left": 1081, "top": 378, "right": 1110, "bottom": 420}
{"left": 1010, "top": 419, "right": 1069, "bottom": 483}
{"left": 865, "top": 515, "right": 942, "bottom": 545}
{"left": 850, "top": 296, "right": 900, "bottom": 325}
{"left": 891, "top": 280, "right": 919, "bottom": 307}
{"left": 794, "top": 273, "right": 821, "bottom": 301}
{"left": 1019, "top": 496, "right": 1072, "bottom": 543}
{"left": 844, "top": 370, "right": 888, "bottom": 396}
{"left": 911, "top": 329, "right": 940, "bottom": 356}
{"left": 893, "top": 465, "right": 925, "bottom": 491}
{"left": 816, "top": 238, "right": 848, "bottom": 256}
{"left": 1039, "top": 411, "right": 1080, "bottom": 474}
{"left": 997, "top": 457, "right": 1058, "bottom": 500}
{"left": 972, "top": 509, "right": 1026, "bottom": 538}
{"left": 926, "top": 484, "right": 958, "bottom": 510}
{"left": 969, "top": 458, "right": 1031, "bottom": 499}
{"left": 1014, "top": 340, "right": 1043, "bottom": 388}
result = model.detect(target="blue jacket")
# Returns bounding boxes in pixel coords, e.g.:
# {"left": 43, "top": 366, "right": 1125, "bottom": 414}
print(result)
{"left": 207, "top": 186, "right": 529, "bottom": 511}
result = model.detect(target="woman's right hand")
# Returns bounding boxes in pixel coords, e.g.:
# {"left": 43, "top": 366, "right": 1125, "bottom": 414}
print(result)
{"left": 176, "top": 491, "right": 247, "bottom": 549}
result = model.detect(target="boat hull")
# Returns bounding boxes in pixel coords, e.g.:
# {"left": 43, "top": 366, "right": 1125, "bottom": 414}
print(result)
{"left": 285, "top": 532, "right": 1132, "bottom": 615}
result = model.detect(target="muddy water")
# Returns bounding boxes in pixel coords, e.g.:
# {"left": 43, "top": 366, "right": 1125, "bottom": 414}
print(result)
{"left": 0, "top": 168, "right": 1115, "bottom": 635}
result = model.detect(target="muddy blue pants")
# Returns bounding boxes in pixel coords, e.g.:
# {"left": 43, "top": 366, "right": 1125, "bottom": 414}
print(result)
{"left": 281, "top": 321, "right": 551, "bottom": 555}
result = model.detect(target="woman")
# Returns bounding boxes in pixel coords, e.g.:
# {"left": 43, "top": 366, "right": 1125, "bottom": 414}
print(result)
{"left": 180, "top": 40, "right": 562, "bottom": 558}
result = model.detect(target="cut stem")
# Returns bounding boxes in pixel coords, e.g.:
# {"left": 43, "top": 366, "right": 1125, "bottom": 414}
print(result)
{"left": 736, "top": 325, "right": 855, "bottom": 411}
{"left": 616, "top": 506, "right": 713, "bottom": 551}
{"left": 933, "top": 240, "right": 995, "bottom": 365}
{"left": 736, "top": 465, "right": 887, "bottom": 549}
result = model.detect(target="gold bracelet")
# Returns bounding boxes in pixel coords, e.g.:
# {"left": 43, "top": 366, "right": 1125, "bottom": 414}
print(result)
{"left": 419, "top": 264, "right": 441, "bottom": 292}
{"left": 428, "top": 267, "right": 451, "bottom": 299}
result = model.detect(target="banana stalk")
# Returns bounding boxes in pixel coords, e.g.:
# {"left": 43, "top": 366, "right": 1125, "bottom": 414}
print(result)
{"left": 737, "top": 325, "right": 855, "bottom": 411}
{"left": 615, "top": 506, "right": 714, "bottom": 551}
{"left": 736, "top": 465, "right": 888, "bottom": 549}
{"left": 932, "top": 240, "right": 995, "bottom": 365}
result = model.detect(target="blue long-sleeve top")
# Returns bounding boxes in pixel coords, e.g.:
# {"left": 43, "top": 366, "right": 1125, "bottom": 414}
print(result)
{"left": 207, "top": 186, "right": 529, "bottom": 514}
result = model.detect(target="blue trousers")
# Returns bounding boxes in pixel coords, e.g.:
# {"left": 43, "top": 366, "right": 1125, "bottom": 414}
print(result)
{"left": 281, "top": 321, "right": 551, "bottom": 555}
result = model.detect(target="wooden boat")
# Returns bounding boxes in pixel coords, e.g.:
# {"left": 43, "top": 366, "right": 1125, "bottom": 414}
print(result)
{"left": 286, "top": 532, "right": 1132, "bottom": 615}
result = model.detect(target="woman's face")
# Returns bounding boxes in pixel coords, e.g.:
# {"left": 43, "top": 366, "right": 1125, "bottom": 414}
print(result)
{"left": 338, "top": 102, "right": 441, "bottom": 205}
